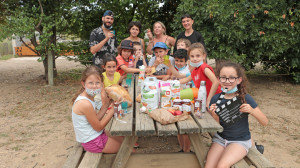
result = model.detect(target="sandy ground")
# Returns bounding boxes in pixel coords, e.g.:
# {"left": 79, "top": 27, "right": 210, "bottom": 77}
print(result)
{"left": 0, "top": 57, "right": 299, "bottom": 168}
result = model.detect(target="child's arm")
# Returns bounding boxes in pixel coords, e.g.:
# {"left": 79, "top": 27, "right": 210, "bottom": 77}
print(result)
{"left": 142, "top": 55, "right": 148, "bottom": 67}
{"left": 134, "top": 56, "right": 139, "bottom": 68}
{"left": 120, "top": 65, "right": 140, "bottom": 73}
{"left": 80, "top": 100, "right": 114, "bottom": 132}
{"left": 179, "top": 76, "right": 192, "bottom": 84}
{"left": 240, "top": 105, "right": 268, "bottom": 126}
{"left": 164, "top": 59, "right": 186, "bottom": 78}
{"left": 204, "top": 68, "right": 220, "bottom": 109}
{"left": 209, "top": 103, "right": 220, "bottom": 123}
{"left": 118, "top": 74, "right": 127, "bottom": 85}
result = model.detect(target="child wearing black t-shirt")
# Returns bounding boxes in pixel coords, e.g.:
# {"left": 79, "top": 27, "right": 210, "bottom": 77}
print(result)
{"left": 206, "top": 62, "right": 268, "bottom": 168}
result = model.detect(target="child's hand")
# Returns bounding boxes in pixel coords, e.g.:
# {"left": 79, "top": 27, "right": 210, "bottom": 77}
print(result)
{"left": 240, "top": 104, "right": 254, "bottom": 114}
{"left": 135, "top": 51, "right": 143, "bottom": 60}
{"left": 209, "top": 104, "right": 217, "bottom": 114}
{"left": 154, "top": 56, "right": 163, "bottom": 66}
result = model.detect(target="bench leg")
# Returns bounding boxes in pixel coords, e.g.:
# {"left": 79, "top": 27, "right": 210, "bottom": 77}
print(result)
{"left": 112, "top": 136, "right": 138, "bottom": 168}
{"left": 189, "top": 133, "right": 208, "bottom": 168}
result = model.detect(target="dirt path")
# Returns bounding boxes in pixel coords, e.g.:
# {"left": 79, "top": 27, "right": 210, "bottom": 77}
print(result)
{"left": 0, "top": 57, "right": 299, "bottom": 168}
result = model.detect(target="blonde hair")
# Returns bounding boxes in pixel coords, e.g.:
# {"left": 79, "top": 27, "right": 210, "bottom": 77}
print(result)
{"left": 177, "top": 38, "right": 192, "bottom": 48}
{"left": 153, "top": 21, "right": 166, "bottom": 35}
{"left": 188, "top": 43, "right": 207, "bottom": 62}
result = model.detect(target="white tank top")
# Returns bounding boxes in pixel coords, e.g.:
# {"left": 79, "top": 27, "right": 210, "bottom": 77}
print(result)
{"left": 72, "top": 95, "right": 103, "bottom": 143}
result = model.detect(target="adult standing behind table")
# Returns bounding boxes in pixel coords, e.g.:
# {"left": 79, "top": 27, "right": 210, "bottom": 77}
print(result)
{"left": 124, "top": 21, "right": 146, "bottom": 54}
{"left": 90, "top": 10, "right": 118, "bottom": 67}
{"left": 146, "top": 21, "right": 176, "bottom": 56}
{"left": 174, "top": 14, "right": 205, "bottom": 52}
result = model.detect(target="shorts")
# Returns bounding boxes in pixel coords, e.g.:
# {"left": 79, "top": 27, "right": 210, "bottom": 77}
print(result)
{"left": 212, "top": 133, "right": 252, "bottom": 153}
{"left": 81, "top": 132, "right": 108, "bottom": 153}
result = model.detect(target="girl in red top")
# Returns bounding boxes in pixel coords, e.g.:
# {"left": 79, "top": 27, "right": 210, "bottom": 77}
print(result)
{"left": 116, "top": 40, "right": 140, "bottom": 77}
{"left": 179, "top": 43, "right": 221, "bottom": 108}
{"left": 166, "top": 43, "right": 221, "bottom": 153}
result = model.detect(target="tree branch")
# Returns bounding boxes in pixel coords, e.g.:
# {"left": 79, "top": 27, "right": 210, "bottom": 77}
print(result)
{"left": 20, "top": 37, "right": 40, "bottom": 56}
{"left": 35, "top": 0, "right": 43, "bottom": 34}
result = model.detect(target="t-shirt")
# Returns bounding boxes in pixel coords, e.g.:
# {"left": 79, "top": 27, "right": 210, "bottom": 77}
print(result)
{"left": 103, "top": 72, "right": 121, "bottom": 87}
{"left": 133, "top": 55, "right": 149, "bottom": 68}
{"left": 116, "top": 55, "right": 134, "bottom": 76}
{"left": 174, "top": 30, "right": 205, "bottom": 52}
{"left": 148, "top": 56, "right": 175, "bottom": 75}
{"left": 175, "top": 64, "right": 190, "bottom": 76}
{"left": 191, "top": 63, "right": 221, "bottom": 96}
{"left": 89, "top": 26, "right": 118, "bottom": 67}
{"left": 210, "top": 94, "right": 258, "bottom": 141}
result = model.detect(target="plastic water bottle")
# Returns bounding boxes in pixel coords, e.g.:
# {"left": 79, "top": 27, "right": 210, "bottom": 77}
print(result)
{"left": 197, "top": 81, "right": 207, "bottom": 113}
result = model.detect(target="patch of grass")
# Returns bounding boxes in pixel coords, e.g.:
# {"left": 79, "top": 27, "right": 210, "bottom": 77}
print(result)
{"left": 56, "top": 68, "right": 83, "bottom": 83}
{"left": 12, "top": 145, "right": 23, "bottom": 151}
{"left": 0, "top": 54, "right": 16, "bottom": 60}
{"left": 0, "top": 133, "right": 8, "bottom": 137}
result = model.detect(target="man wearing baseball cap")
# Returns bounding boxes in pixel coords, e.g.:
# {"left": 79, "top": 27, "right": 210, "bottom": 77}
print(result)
{"left": 89, "top": 10, "right": 118, "bottom": 67}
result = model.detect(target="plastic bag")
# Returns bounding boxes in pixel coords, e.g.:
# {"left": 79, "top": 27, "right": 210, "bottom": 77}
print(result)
{"left": 141, "top": 77, "right": 159, "bottom": 112}
{"left": 147, "top": 107, "right": 189, "bottom": 125}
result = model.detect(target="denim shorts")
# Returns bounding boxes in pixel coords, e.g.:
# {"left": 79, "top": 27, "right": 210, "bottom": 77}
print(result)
{"left": 212, "top": 133, "right": 252, "bottom": 153}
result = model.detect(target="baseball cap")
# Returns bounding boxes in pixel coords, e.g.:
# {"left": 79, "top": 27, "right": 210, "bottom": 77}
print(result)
{"left": 103, "top": 10, "right": 114, "bottom": 17}
{"left": 152, "top": 42, "right": 169, "bottom": 50}
{"left": 120, "top": 40, "right": 133, "bottom": 50}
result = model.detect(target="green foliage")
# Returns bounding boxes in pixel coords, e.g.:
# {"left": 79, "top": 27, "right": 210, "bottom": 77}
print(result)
{"left": 65, "top": 0, "right": 180, "bottom": 64}
{"left": 172, "top": 0, "right": 299, "bottom": 83}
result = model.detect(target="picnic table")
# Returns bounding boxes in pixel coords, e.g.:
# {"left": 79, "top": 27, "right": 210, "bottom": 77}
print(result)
{"left": 64, "top": 75, "right": 274, "bottom": 168}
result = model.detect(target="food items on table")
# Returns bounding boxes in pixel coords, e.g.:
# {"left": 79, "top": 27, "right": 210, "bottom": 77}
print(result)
{"left": 172, "top": 99, "right": 182, "bottom": 112}
{"left": 171, "top": 80, "right": 181, "bottom": 101}
{"left": 160, "top": 81, "right": 172, "bottom": 109}
{"left": 105, "top": 84, "right": 132, "bottom": 104}
{"left": 148, "top": 107, "right": 188, "bottom": 125}
{"left": 141, "top": 77, "right": 159, "bottom": 112}
{"left": 136, "top": 93, "right": 141, "bottom": 102}
{"left": 194, "top": 98, "right": 202, "bottom": 118}
{"left": 182, "top": 99, "right": 192, "bottom": 115}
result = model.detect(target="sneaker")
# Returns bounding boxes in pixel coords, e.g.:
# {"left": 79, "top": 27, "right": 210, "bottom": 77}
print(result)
{"left": 255, "top": 142, "right": 264, "bottom": 154}
{"left": 178, "top": 149, "right": 184, "bottom": 152}
{"left": 134, "top": 142, "right": 139, "bottom": 148}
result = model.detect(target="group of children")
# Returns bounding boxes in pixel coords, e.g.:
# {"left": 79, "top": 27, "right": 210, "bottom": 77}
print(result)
{"left": 71, "top": 38, "right": 268, "bottom": 168}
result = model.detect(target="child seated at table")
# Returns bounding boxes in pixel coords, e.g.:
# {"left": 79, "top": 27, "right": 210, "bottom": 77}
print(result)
{"left": 148, "top": 42, "right": 175, "bottom": 81}
{"left": 71, "top": 66, "right": 124, "bottom": 153}
{"left": 169, "top": 49, "right": 190, "bottom": 79}
{"left": 206, "top": 62, "right": 268, "bottom": 167}
{"left": 102, "top": 54, "right": 125, "bottom": 88}
{"left": 116, "top": 40, "right": 141, "bottom": 77}
{"left": 133, "top": 42, "right": 148, "bottom": 68}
